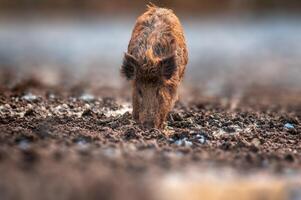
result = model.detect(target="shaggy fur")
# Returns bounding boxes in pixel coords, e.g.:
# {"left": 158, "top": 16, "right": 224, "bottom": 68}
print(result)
{"left": 121, "top": 4, "right": 188, "bottom": 129}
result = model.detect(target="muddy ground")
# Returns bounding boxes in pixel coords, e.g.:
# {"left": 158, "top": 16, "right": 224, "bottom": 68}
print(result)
{"left": 0, "top": 74, "right": 300, "bottom": 200}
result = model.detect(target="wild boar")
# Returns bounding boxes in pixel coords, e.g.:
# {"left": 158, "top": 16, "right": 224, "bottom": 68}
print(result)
{"left": 121, "top": 4, "right": 188, "bottom": 129}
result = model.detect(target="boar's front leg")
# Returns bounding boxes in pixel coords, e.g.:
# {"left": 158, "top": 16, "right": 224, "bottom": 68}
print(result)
{"left": 132, "top": 91, "right": 139, "bottom": 122}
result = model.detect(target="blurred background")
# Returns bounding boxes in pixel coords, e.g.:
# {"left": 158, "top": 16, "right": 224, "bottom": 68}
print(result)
{"left": 0, "top": 2, "right": 300, "bottom": 200}
{"left": 0, "top": 0, "right": 300, "bottom": 97}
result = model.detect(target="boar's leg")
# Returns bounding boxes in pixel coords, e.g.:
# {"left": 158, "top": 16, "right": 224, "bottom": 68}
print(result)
{"left": 132, "top": 90, "right": 139, "bottom": 121}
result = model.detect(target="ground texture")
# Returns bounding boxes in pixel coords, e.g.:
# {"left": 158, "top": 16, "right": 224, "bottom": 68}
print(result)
{"left": 0, "top": 76, "right": 300, "bottom": 200}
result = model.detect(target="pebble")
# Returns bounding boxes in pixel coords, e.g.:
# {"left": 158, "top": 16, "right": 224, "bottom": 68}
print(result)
{"left": 48, "top": 94, "right": 56, "bottom": 99}
{"left": 184, "top": 140, "right": 193, "bottom": 147}
{"left": 0, "top": 104, "right": 11, "bottom": 114}
{"left": 18, "top": 140, "right": 30, "bottom": 150}
{"left": 84, "top": 104, "right": 91, "bottom": 109}
{"left": 174, "top": 140, "right": 183, "bottom": 146}
{"left": 251, "top": 138, "right": 260, "bottom": 147}
{"left": 284, "top": 123, "right": 294, "bottom": 129}
{"left": 75, "top": 138, "right": 90, "bottom": 151}
{"left": 174, "top": 138, "right": 193, "bottom": 147}
{"left": 196, "top": 134, "right": 206, "bottom": 144}
{"left": 22, "top": 93, "right": 37, "bottom": 101}
{"left": 79, "top": 93, "right": 95, "bottom": 102}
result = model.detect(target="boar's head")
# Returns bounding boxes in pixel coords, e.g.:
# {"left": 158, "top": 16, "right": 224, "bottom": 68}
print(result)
{"left": 121, "top": 52, "right": 179, "bottom": 129}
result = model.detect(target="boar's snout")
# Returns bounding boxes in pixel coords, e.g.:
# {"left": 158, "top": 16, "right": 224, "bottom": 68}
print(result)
{"left": 139, "top": 112, "right": 158, "bottom": 129}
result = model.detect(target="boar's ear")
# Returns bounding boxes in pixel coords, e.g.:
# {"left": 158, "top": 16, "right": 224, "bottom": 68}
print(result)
{"left": 159, "top": 53, "right": 177, "bottom": 80}
{"left": 121, "top": 53, "right": 139, "bottom": 80}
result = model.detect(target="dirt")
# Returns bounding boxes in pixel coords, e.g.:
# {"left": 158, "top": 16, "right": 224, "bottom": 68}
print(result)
{"left": 0, "top": 74, "right": 300, "bottom": 200}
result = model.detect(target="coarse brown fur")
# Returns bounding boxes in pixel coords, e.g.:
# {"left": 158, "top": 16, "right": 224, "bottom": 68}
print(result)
{"left": 121, "top": 4, "right": 188, "bottom": 129}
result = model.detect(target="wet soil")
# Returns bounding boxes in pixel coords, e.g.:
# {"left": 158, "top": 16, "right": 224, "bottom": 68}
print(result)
{"left": 0, "top": 77, "right": 300, "bottom": 200}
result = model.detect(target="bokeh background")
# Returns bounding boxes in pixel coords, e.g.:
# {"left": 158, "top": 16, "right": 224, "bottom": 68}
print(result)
{"left": 0, "top": 0, "right": 300, "bottom": 98}
{"left": 0, "top": 2, "right": 300, "bottom": 200}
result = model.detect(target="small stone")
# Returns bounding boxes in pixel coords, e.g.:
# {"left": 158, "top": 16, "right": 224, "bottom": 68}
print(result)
{"left": 0, "top": 104, "right": 11, "bottom": 114}
{"left": 75, "top": 137, "right": 90, "bottom": 151}
{"left": 251, "top": 138, "right": 260, "bottom": 147}
{"left": 49, "top": 94, "right": 56, "bottom": 99}
{"left": 84, "top": 104, "right": 91, "bottom": 109}
{"left": 174, "top": 139, "right": 183, "bottom": 146}
{"left": 22, "top": 93, "right": 37, "bottom": 102}
{"left": 183, "top": 140, "right": 193, "bottom": 147}
{"left": 79, "top": 94, "right": 95, "bottom": 102}
{"left": 174, "top": 137, "right": 193, "bottom": 147}
{"left": 223, "top": 125, "right": 242, "bottom": 134}
{"left": 195, "top": 133, "right": 207, "bottom": 144}
{"left": 284, "top": 123, "right": 294, "bottom": 129}
{"left": 198, "top": 136, "right": 206, "bottom": 144}
{"left": 18, "top": 140, "right": 30, "bottom": 150}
